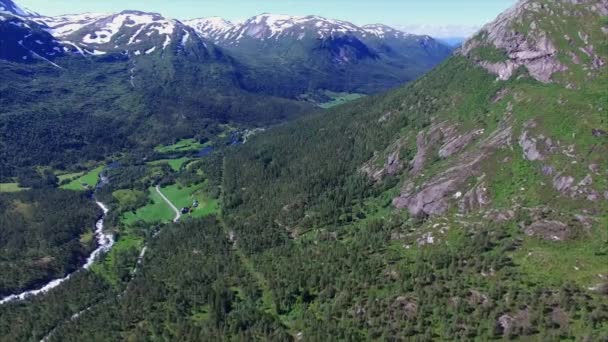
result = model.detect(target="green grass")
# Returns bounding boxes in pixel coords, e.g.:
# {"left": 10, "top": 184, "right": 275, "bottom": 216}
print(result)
{"left": 147, "top": 157, "right": 191, "bottom": 171}
{"left": 0, "top": 183, "right": 28, "bottom": 193}
{"left": 161, "top": 183, "right": 219, "bottom": 218}
{"left": 61, "top": 165, "right": 105, "bottom": 191}
{"left": 121, "top": 187, "right": 174, "bottom": 225}
{"left": 319, "top": 92, "right": 366, "bottom": 109}
{"left": 57, "top": 171, "right": 85, "bottom": 182}
{"left": 154, "top": 139, "right": 206, "bottom": 154}
{"left": 511, "top": 227, "right": 608, "bottom": 288}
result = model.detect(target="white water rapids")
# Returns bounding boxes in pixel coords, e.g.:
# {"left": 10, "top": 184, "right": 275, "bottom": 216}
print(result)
{"left": 0, "top": 201, "right": 114, "bottom": 305}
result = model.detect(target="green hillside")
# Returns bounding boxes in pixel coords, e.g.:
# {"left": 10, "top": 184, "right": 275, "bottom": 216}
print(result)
{"left": 0, "top": 0, "right": 606, "bottom": 341}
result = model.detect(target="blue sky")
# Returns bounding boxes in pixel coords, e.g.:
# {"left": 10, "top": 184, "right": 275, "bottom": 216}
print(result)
{"left": 19, "top": 0, "right": 516, "bottom": 37}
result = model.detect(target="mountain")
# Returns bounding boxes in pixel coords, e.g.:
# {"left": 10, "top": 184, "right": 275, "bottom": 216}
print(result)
{"left": 198, "top": 0, "right": 608, "bottom": 339}
{"left": 186, "top": 14, "right": 453, "bottom": 99}
{"left": 0, "top": 7, "right": 314, "bottom": 178}
{"left": 0, "top": 13, "right": 64, "bottom": 63}
{"left": 36, "top": 11, "right": 199, "bottom": 57}
{"left": 1, "top": 0, "right": 607, "bottom": 341}
{"left": 438, "top": 37, "right": 467, "bottom": 47}
{"left": 0, "top": 0, "right": 37, "bottom": 17}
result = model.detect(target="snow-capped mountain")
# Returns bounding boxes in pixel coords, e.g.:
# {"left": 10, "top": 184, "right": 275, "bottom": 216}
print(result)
{"left": 185, "top": 14, "right": 416, "bottom": 45}
{"left": 0, "top": 0, "right": 37, "bottom": 17}
{"left": 183, "top": 13, "right": 453, "bottom": 98}
{"left": 35, "top": 10, "right": 204, "bottom": 56}
{"left": 0, "top": 13, "right": 64, "bottom": 64}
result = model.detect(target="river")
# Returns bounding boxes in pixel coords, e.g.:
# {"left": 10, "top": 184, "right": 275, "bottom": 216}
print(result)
{"left": 0, "top": 201, "right": 114, "bottom": 305}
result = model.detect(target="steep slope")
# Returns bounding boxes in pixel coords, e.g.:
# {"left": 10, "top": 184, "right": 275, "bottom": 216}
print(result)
{"left": 186, "top": 14, "right": 453, "bottom": 99}
{"left": 0, "top": 0, "right": 37, "bottom": 17}
{"left": 0, "top": 13, "right": 64, "bottom": 63}
{"left": 213, "top": 0, "right": 607, "bottom": 339}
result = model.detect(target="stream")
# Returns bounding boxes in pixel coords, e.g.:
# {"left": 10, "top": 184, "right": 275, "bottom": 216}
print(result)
{"left": 0, "top": 201, "right": 114, "bottom": 305}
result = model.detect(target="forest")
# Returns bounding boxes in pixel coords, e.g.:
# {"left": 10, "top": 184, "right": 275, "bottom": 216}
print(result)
{"left": 0, "top": 189, "right": 100, "bottom": 297}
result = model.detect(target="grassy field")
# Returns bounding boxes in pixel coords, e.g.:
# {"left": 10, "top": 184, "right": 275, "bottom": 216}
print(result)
{"left": 61, "top": 166, "right": 105, "bottom": 190}
{"left": 319, "top": 92, "right": 365, "bottom": 109}
{"left": 161, "top": 183, "right": 219, "bottom": 218}
{"left": 0, "top": 183, "right": 28, "bottom": 193}
{"left": 147, "top": 157, "right": 191, "bottom": 171}
{"left": 121, "top": 187, "right": 174, "bottom": 225}
{"left": 57, "top": 171, "right": 86, "bottom": 182}
{"left": 154, "top": 139, "right": 206, "bottom": 154}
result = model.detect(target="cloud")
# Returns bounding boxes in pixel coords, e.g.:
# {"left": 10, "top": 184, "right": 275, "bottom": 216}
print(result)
{"left": 397, "top": 24, "right": 481, "bottom": 39}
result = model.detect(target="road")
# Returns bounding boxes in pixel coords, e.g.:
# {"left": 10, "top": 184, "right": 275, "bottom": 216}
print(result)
{"left": 155, "top": 185, "right": 181, "bottom": 222}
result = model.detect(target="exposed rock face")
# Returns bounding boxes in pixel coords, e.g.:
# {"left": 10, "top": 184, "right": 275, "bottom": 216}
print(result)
{"left": 361, "top": 138, "right": 406, "bottom": 181}
{"left": 459, "top": 180, "right": 491, "bottom": 213}
{"left": 460, "top": 1, "right": 568, "bottom": 83}
{"left": 410, "top": 122, "right": 450, "bottom": 175}
{"left": 393, "top": 112, "right": 513, "bottom": 217}
{"left": 439, "top": 129, "right": 483, "bottom": 158}
{"left": 519, "top": 130, "right": 544, "bottom": 161}
{"left": 461, "top": 0, "right": 608, "bottom": 83}
{"left": 497, "top": 309, "right": 531, "bottom": 336}
{"left": 524, "top": 220, "right": 570, "bottom": 240}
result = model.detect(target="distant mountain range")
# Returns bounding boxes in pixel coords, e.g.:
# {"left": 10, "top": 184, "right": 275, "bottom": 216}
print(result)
{"left": 0, "top": 1, "right": 453, "bottom": 98}
{"left": 0, "top": 0, "right": 454, "bottom": 174}
{"left": 184, "top": 14, "right": 453, "bottom": 98}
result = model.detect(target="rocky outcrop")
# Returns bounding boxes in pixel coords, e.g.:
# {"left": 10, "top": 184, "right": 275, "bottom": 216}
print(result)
{"left": 361, "top": 138, "right": 406, "bottom": 181}
{"left": 524, "top": 219, "right": 570, "bottom": 240}
{"left": 439, "top": 129, "right": 483, "bottom": 158}
{"left": 393, "top": 109, "right": 513, "bottom": 217}
{"left": 459, "top": 180, "right": 491, "bottom": 213}
{"left": 460, "top": 1, "right": 568, "bottom": 83}
{"left": 461, "top": 0, "right": 608, "bottom": 83}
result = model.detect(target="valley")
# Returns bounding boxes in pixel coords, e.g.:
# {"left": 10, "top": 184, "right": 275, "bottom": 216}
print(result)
{"left": 0, "top": 0, "right": 607, "bottom": 340}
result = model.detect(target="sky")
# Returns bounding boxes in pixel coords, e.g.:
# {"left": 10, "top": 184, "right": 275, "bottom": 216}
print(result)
{"left": 18, "top": 0, "right": 517, "bottom": 38}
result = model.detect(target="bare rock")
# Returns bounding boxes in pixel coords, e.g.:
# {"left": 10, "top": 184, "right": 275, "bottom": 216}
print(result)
{"left": 498, "top": 309, "right": 531, "bottom": 336}
{"left": 588, "top": 163, "right": 599, "bottom": 173}
{"left": 553, "top": 175, "right": 575, "bottom": 192}
{"left": 391, "top": 296, "right": 418, "bottom": 320}
{"left": 484, "top": 209, "right": 516, "bottom": 222}
{"left": 361, "top": 139, "right": 406, "bottom": 181}
{"left": 417, "top": 232, "right": 436, "bottom": 246}
{"left": 592, "top": 128, "right": 607, "bottom": 137}
{"left": 519, "top": 130, "right": 544, "bottom": 161}
{"left": 460, "top": 1, "right": 570, "bottom": 83}
{"left": 394, "top": 113, "right": 513, "bottom": 217}
{"left": 525, "top": 220, "right": 570, "bottom": 241}
{"left": 542, "top": 165, "right": 555, "bottom": 176}
{"left": 459, "top": 180, "right": 491, "bottom": 213}
{"left": 410, "top": 122, "right": 449, "bottom": 175}
{"left": 439, "top": 129, "right": 482, "bottom": 158}
{"left": 578, "top": 174, "right": 593, "bottom": 187}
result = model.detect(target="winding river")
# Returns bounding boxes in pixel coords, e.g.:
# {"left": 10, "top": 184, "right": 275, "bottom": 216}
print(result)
{"left": 0, "top": 201, "right": 114, "bottom": 305}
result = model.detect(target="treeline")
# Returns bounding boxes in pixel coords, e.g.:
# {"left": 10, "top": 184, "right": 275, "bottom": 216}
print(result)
{"left": 0, "top": 189, "right": 100, "bottom": 296}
